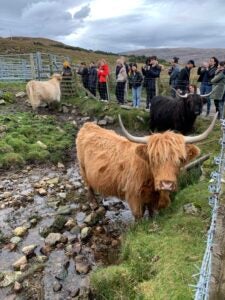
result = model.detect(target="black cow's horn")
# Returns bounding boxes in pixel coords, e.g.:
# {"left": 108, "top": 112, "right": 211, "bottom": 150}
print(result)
{"left": 118, "top": 115, "right": 149, "bottom": 144}
{"left": 200, "top": 86, "right": 217, "bottom": 97}
{"left": 184, "top": 112, "right": 218, "bottom": 143}
{"left": 171, "top": 88, "right": 188, "bottom": 98}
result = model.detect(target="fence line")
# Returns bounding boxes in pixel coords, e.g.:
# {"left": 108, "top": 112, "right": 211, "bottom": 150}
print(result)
{"left": 192, "top": 119, "right": 225, "bottom": 299}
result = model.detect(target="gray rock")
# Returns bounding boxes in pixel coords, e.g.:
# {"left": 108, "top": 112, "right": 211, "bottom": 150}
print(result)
{"left": 98, "top": 119, "right": 107, "bottom": 126}
{"left": 70, "top": 226, "right": 81, "bottom": 235}
{"left": 0, "top": 99, "right": 6, "bottom": 105}
{"left": 51, "top": 215, "right": 67, "bottom": 231}
{"left": 57, "top": 205, "right": 72, "bottom": 215}
{"left": 22, "top": 244, "right": 37, "bottom": 256}
{"left": 15, "top": 91, "right": 26, "bottom": 98}
{"left": 53, "top": 281, "right": 62, "bottom": 292}
{"left": 38, "top": 188, "right": 47, "bottom": 196}
{"left": 14, "top": 281, "right": 22, "bottom": 292}
{"left": 70, "top": 287, "right": 80, "bottom": 297}
{"left": 80, "top": 227, "right": 91, "bottom": 240}
{"left": 36, "top": 255, "right": 48, "bottom": 263}
{"left": 81, "top": 117, "right": 90, "bottom": 122}
{"left": 12, "top": 256, "right": 27, "bottom": 270}
{"left": 84, "top": 212, "right": 99, "bottom": 226}
{"left": 183, "top": 203, "right": 200, "bottom": 215}
{"left": 104, "top": 115, "right": 115, "bottom": 124}
{"left": 75, "top": 255, "right": 91, "bottom": 274}
{"left": 45, "top": 233, "right": 62, "bottom": 246}
{"left": 10, "top": 237, "right": 22, "bottom": 245}
{"left": 58, "top": 192, "right": 67, "bottom": 199}
{"left": 74, "top": 181, "right": 82, "bottom": 189}
{"left": 62, "top": 106, "right": 70, "bottom": 114}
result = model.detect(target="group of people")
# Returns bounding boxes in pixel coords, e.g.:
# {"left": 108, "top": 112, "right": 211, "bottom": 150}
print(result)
{"left": 75, "top": 54, "right": 225, "bottom": 119}
{"left": 168, "top": 56, "right": 225, "bottom": 118}
{"left": 77, "top": 59, "right": 109, "bottom": 101}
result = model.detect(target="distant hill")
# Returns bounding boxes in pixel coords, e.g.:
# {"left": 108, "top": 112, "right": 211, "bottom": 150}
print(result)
{"left": 122, "top": 48, "right": 225, "bottom": 65}
{"left": 0, "top": 37, "right": 119, "bottom": 65}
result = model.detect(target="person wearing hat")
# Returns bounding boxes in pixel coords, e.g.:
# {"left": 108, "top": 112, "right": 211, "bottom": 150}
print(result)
{"left": 128, "top": 63, "right": 143, "bottom": 108}
{"left": 168, "top": 57, "right": 180, "bottom": 97}
{"left": 62, "top": 61, "right": 72, "bottom": 78}
{"left": 177, "top": 60, "right": 195, "bottom": 94}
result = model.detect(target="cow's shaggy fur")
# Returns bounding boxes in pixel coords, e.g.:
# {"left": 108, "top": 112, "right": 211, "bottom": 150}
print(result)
{"left": 26, "top": 74, "right": 62, "bottom": 110}
{"left": 76, "top": 122, "right": 200, "bottom": 219}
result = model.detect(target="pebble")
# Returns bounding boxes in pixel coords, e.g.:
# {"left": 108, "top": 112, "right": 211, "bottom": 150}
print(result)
{"left": 14, "top": 281, "right": 22, "bottom": 292}
{"left": 84, "top": 212, "right": 99, "bottom": 226}
{"left": 58, "top": 192, "right": 67, "bottom": 199}
{"left": 70, "top": 287, "right": 80, "bottom": 297}
{"left": 13, "top": 256, "right": 27, "bottom": 270}
{"left": 36, "top": 255, "right": 48, "bottom": 263}
{"left": 80, "top": 227, "right": 91, "bottom": 240}
{"left": 3, "top": 191, "right": 12, "bottom": 198}
{"left": 47, "top": 177, "right": 59, "bottom": 185}
{"left": 104, "top": 115, "right": 115, "bottom": 124}
{"left": 45, "top": 233, "right": 62, "bottom": 246}
{"left": 10, "top": 237, "right": 22, "bottom": 245}
{"left": 183, "top": 203, "right": 200, "bottom": 215}
{"left": 70, "top": 226, "right": 81, "bottom": 235}
{"left": 22, "top": 244, "right": 37, "bottom": 256}
{"left": 53, "top": 281, "right": 62, "bottom": 292}
{"left": 36, "top": 141, "right": 48, "bottom": 149}
{"left": 65, "top": 219, "right": 76, "bottom": 230}
{"left": 13, "top": 226, "right": 28, "bottom": 237}
{"left": 38, "top": 188, "right": 47, "bottom": 196}
{"left": 57, "top": 162, "right": 65, "bottom": 169}
{"left": 57, "top": 205, "right": 71, "bottom": 215}
{"left": 98, "top": 119, "right": 107, "bottom": 126}
{"left": 15, "top": 91, "right": 26, "bottom": 98}
{"left": 75, "top": 255, "right": 90, "bottom": 274}
{"left": 74, "top": 181, "right": 82, "bottom": 189}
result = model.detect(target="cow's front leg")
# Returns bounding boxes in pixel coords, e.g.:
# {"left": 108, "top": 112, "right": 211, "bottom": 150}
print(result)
{"left": 128, "top": 196, "right": 144, "bottom": 220}
{"left": 88, "top": 187, "right": 99, "bottom": 210}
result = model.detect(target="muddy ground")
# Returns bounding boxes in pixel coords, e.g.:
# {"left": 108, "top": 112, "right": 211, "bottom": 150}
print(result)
{"left": 0, "top": 96, "right": 135, "bottom": 300}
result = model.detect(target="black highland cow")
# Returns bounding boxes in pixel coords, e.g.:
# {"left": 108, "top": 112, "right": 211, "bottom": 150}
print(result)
{"left": 150, "top": 93, "right": 211, "bottom": 134}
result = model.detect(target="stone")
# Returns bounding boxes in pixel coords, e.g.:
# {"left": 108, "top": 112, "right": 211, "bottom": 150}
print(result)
{"left": 80, "top": 227, "right": 91, "bottom": 240}
{"left": 10, "top": 237, "right": 22, "bottom": 245}
{"left": 73, "top": 242, "right": 82, "bottom": 256}
{"left": 0, "top": 99, "right": 6, "bottom": 105}
{"left": 57, "top": 205, "right": 71, "bottom": 215}
{"left": 72, "top": 120, "right": 78, "bottom": 128}
{"left": 38, "top": 188, "right": 47, "bottom": 196}
{"left": 57, "top": 162, "right": 65, "bottom": 169}
{"left": 96, "top": 206, "right": 106, "bottom": 217}
{"left": 30, "top": 218, "right": 38, "bottom": 226}
{"left": 53, "top": 281, "right": 62, "bottom": 292}
{"left": 40, "top": 245, "right": 52, "bottom": 256}
{"left": 183, "top": 203, "right": 200, "bottom": 215}
{"left": 22, "top": 244, "right": 37, "bottom": 256}
{"left": 75, "top": 255, "right": 90, "bottom": 274}
{"left": 14, "top": 281, "right": 22, "bottom": 292}
{"left": 52, "top": 215, "right": 67, "bottom": 231}
{"left": 81, "top": 117, "right": 90, "bottom": 122}
{"left": 104, "top": 115, "right": 115, "bottom": 124}
{"left": 15, "top": 91, "right": 26, "bottom": 98}
{"left": 47, "top": 177, "right": 59, "bottom": 185}
{"left": 70, "top": 226, "right": 81, "bottom": 235}
{"left": 45, "top": 233, "right": 62, "bottom": 246}
{"left": 74, "top": 181, "right": 82, "bottom": 189}
{"left": 36, "top": 141, "right": 48, "bottom": 149}
{"left": 13, "top": 256, "right": 27, "bottom": 270}
{"left": 0, "top": 271, "right": 22, "bottom": 288}
{"left": 36, "top": 255, "right": 48, "bottom": 263}
{"left": 98, "top": 119, "right": 107, "bottom": 126}
{"left": 62, "top": 106, "right": 70, "bottom": 113}
{"left": 3, "top": 191, "right": 12, "bottom": 198}
{"left": 65, "top": 219, "right": 76, "bottom": 230}
{"left": 70, "top": 287, "right": 80, "bottom": 297}
{"left": 58, "top": 192, "right": 67, "bottom": 200}
{"left": 84, "top": 212, "right": 99, "bottom": 226}
{"left": 13, "top": 226, "right": 28, "bottom": 237}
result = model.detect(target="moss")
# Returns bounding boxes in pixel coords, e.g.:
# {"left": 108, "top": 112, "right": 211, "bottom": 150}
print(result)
{"left": 0, "top": 152, "right": 25, "bottom": 168}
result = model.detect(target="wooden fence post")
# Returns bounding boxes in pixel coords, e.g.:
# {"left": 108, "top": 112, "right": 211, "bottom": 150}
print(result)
{"left": 36, "top": 52, "right": 42, "bottom": 80}
{"left": 48, "top": 54, "right": 54, "bottom": 75}
{"left": 29, "top": 54, "right": 36, "bottom": 79}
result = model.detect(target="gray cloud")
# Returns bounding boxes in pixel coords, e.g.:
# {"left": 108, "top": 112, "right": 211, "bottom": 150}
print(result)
{"left": 0, "top": 0, "right": 91, "bottom": 38}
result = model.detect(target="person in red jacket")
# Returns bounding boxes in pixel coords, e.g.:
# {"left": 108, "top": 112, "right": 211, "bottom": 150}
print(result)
{"left": 97, "top": 59, "right": 109, "bottom": 101}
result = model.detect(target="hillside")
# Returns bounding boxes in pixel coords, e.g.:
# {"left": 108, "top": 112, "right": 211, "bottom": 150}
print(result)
{"left": 0, "top": 37, "right": 119, "bottom": 65}
{"left": 122, "top": 47, "right": 225, "bottom": 65}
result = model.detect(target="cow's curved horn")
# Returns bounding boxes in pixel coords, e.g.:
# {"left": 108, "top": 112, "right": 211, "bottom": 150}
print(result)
{"left": 172, "top": 88, "right": 188, "bottom": 98}
{"left": 118, "top": 115, "right": 149, "bottom": 144}
{"left": 184, "top": 112, "right": 218, "bottom": 143}
{"left": 200, "top": 86, "right": 217, "bottom": 97}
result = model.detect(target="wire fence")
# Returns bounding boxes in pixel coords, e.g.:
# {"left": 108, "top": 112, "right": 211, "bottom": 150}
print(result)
{"left": 192, "top": 119, "right": 225, "bottom": 299}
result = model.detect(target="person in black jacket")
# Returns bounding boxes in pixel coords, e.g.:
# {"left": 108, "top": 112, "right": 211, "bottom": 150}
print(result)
{"left": 128, "top": 63, "right": 143, "bottom": 108}
{"left": 142, "top": 56, "right": 161, "bottom": 109}
{"left": 77, "top": 62, "right": 89, "bottom": 90}
{"left": 88, "top": 62, "right": 97, "bottom": 96}
{"left": 177, "top": 60, "right": 195, "bottom": 94}
{"left": 197, "top": 57, "right": 218, "bottom": 115}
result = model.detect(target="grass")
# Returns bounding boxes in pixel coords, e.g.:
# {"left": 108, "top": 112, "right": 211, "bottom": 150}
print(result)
{"left": 0, "top": 112, "right": 76, "bottom": 168}
{"left": 91, "top": 117, "right": 221, "bottom": 300}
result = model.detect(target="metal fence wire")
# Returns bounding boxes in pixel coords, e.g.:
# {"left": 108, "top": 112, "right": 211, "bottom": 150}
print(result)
{"left": 192, "top": 119, "right": 225, "bottom": 299}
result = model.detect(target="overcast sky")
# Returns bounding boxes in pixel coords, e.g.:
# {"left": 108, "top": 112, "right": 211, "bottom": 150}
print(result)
{"left": 0, "top": 0, "right": 225, "bottom": 52}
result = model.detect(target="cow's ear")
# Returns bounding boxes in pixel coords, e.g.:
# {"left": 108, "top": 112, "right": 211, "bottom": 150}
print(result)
{"left": 135, "top": 145, "right": 149, "bottom": 162}
{"left": 185, "top": 144, "right": 200, "bottom": 163}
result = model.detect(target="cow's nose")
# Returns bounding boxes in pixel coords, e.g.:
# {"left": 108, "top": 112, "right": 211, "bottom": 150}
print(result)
{"left": 160, "top": 181, "right": 175, "bottom": 191}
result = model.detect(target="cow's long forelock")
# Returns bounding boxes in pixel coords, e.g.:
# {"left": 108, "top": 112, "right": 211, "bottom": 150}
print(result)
{"left": 147, "top": 132, "right": 187, "bottom": 166}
